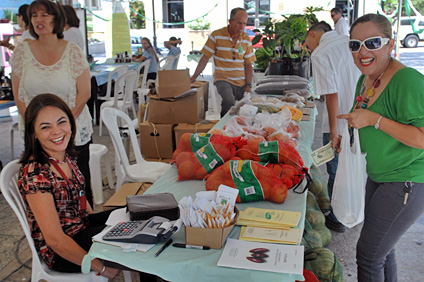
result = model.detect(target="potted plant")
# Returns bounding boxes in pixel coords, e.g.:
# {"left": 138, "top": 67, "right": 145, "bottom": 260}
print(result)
{"left": 252, "top": 6, "right": 322, "bottom": 78}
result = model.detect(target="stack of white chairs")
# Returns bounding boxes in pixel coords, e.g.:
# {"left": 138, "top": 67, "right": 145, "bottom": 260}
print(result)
{"left": 99, "top": 70, "right": 139, "bottom": 136}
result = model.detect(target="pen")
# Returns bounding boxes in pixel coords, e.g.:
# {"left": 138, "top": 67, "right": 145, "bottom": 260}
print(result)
{"left": 155, "top": 239, "right": 173, "bottom": 257}
{"left": 173, "top": 243, "right": 210, "bottom": 250}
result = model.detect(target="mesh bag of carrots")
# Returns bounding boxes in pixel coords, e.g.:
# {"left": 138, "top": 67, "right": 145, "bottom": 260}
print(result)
{"left": 172, "top": 133, "right": 245, "bottom": 157}
{"left": 205, "top": 160, "right": 288, "bottom": 204}
{"left": 173, "top": 134, "right": 245, "bottom": 180}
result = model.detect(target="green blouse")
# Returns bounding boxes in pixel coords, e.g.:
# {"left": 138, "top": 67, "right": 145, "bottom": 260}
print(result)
{"left": 354, "top": 67, "right": 424, "bottom": 183}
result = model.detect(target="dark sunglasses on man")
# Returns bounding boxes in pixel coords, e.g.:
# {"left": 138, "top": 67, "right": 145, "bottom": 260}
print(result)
{"left": 349, "top": 36, "right": 390, "bottom": 53}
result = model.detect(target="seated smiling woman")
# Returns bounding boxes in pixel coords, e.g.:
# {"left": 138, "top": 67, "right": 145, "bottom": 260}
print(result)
{"left": 18, "top": 94, "right": 119, "bottom": 279}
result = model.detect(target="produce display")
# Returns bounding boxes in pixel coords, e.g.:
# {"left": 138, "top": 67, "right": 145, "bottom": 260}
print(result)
{"left": 205, "top": 160, "right": 289, "bottom": 204}
{"left": 172, "top": 93, "right": 311, "bottom": 204}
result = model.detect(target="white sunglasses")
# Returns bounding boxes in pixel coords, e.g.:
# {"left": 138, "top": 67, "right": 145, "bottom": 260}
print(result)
{"left": 349, "top": 36, "right": 390, "bottom": 53}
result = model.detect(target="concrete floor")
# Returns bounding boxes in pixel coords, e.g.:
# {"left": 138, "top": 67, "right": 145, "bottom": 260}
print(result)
{"left": 1, "top": 81, "right": 423, "bottom": 281}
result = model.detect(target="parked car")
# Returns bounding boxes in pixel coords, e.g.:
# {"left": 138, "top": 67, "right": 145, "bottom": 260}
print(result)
{"left": 131, "top": 36, "right": 142, "bottom": 54}
{"left": 392, "top": 16, "right": 424, "bottom": 48}
{"left": 246, "top": 27, "right": 263, "bottom": 49}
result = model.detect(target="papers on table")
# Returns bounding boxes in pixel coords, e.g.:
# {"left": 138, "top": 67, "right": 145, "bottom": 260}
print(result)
{"left": 92, "top": 226, "right": 155, "bottom": 253}
{"left": 92, "top": 207, "right": 154, "bottom": 253}
{"left": 236, "top": 207, "right": 301, "bottom": 229}
{"left": 105, "top": 207, "right": 130, "bottom": 226}
{"left": 217, "top": 238, "right": 304, "bottom": 275}
{"left": 236, "top": 207, "right": 303, "bottom": 244}
{"left": 240, "top": 226, "right": 302, "bottom": 244}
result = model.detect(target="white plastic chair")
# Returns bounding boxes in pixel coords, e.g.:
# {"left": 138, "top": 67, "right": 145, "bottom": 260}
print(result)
{"left": 97, "top": 65, "right": 130, "bottom": 104}
{"left": 135, "top": 59, "right": 151, "bottom": 106}
{"left": 135, "top": 59, "right": 151, "bottom": 90}
{"left": 172, "top": 54, "right": 180, "bottom": 69}
{"left": 89, "top": 144, "right": 114, "bottom": 204}
{"left": 0, "top": 160, "right": 108, "bottom": 282}
{"left": 101, "top": 108, "right": 171, "bottom": 191}
{"left": 99, "top": 70, "right": 139, "bottom": 136}
{"left": 159, "top": 55, "right": 176, "bottom": 70}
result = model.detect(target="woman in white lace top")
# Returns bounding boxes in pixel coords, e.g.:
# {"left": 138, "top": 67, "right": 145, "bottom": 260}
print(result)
{"left": 10, "top": 0, "right": 94, "bottom": 206}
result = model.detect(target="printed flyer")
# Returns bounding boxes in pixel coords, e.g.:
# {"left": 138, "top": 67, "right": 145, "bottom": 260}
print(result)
{"left": 217, "top": 238, "right": 304, "bottom": 275}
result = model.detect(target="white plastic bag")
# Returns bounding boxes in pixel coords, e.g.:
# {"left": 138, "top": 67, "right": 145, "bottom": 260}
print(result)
{"left": 331, "top": 121, "right": 367, "bottom": 228}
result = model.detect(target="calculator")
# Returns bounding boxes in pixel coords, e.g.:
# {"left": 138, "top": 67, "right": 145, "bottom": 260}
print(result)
{"left": 102, "top": 216, "right": 180, "bottom": 244}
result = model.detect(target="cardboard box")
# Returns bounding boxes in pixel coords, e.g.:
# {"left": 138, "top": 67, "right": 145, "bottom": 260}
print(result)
{"left": 156, "top": 69, "right": 191, "bottom": 98}
{"left": 139, "top": 122, "right": 176, "bottom": 159}
{"left": 103, "top": 182, "right": 151, "bottom": 210}
{"left": 184, "top": 208, "right": 239, "bottom": 249}
{"left": 301, "top": 107, "right": 312, "bottom": 121}
{"left": 191, "top": 80, "right": 209, "bottom": 113}
{"left": 174, "top": 121, "right": 218, "bottom": 146}
{"left": 147, "top": 89, "right": 205, "bottom": 124}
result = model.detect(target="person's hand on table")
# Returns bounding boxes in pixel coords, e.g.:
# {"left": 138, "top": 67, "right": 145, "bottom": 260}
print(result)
{"left": 190, "top": 76, "right": 196, "bottom": 83}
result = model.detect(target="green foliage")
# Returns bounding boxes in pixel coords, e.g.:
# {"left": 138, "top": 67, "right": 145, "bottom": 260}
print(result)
{"left": 253, "top": 6, "right": 321, "bottom": 61}
{"left": 86, "top": 15, "right": 93, "bottom": 32}
{"left": 254, "top": 47, "right": 273, "bottom": 69}
{"left": 2, "top": 9, "right": 17, "bottom": 22}
{"left": 130, "top": 1, "right": 145, "bottom": 29}
{"left": 411, "top": 0, "right": 424, "bottom": 13}
{"left": 188, "top": 18, "right": 211, "bottom": 30}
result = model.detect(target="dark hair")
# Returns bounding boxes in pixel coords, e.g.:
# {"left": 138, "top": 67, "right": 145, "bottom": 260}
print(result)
{"left": 18, "top": 4, "right": 30, "bottom": 28}
{"left": 63, "top": 5, "right": 80, "bottom": 28}
{"left": 28, "top": 0, "right": 66, "bottom": 39}
{"left": 169, "top": 36, "right": 181, "bottom": 46}
{"left": 20, "top": 94, "right": 76, "bottom": 165}
{"left": 230, "top": 7, "right": 246, "bottom": 21}
{"left": 331, "top": 7, "right": 342, "bottom": 14}
{"left": 141, "top": 37, "right": 159, "bottom": 63}
{"left": 350, "top": 13, "right": 392, "bottom": 39}
{"left": 307, "top": 21, "right": 332, "bottom": 35}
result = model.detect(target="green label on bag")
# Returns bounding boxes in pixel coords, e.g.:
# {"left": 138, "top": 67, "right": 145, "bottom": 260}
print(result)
{"left": 258, "top": 141, "right": 279, "bottom": 163}
{"left": 190, "top": 133, "right": 212, "bottom": 152}
{"left": 230, "top": 160, "right": 264, "bottom": 202}
{"left": 195, "top": 143, "right": 224, "bottom": 173}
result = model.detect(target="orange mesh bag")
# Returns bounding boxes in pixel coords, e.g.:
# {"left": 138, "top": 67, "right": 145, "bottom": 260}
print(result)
{"left": 236, "top": 139, "right": 304, "bottom": 172}
{"left": 265, "top": 163, "right": 305, "bottom": 189}
{"left": 172, "top": 133, "right": 245, "bottom": 162}
{"left": 174, "top": 138, "right": 239, "bottom": 180}
{"left": 205, "top": 160, "right": 288, "bottom": 204}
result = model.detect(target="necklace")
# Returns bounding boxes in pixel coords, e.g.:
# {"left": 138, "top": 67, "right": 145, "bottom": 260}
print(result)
{"left": 48, "top": 154, "right": 68, "bottom": 164}
{"left": 355, "top": 59, "right": 392, "bottom": 109}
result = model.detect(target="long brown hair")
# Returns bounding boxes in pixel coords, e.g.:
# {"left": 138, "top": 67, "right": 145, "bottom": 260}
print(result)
{"left": 20, "top": 94, "right": 77, "bottom": 165}
{"left": 141, "top": 37, "right": 159, "bottom": 63}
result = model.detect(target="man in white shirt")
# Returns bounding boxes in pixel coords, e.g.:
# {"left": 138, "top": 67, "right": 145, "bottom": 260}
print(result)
{"left": 305, "top": 21, "right": 361, "bottom": 233}
{"left": 331, "top": 7, "right": 350, "bottom": 36}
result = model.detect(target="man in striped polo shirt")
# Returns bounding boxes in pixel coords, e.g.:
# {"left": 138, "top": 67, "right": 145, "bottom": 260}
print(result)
{"left": 305, "top": 21, "right": 361, "bottom": 233}
{"left": 190, "top": 7, "right": 256, "bottom": 117}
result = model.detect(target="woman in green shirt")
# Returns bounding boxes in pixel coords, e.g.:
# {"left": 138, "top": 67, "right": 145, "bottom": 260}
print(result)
{"left": 338, "top": 14, "right": 424, "bottom": 282}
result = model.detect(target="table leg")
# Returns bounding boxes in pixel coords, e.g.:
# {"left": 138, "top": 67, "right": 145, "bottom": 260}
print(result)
{"left": 89, "top": 77, "right": 100, "bottom": 125}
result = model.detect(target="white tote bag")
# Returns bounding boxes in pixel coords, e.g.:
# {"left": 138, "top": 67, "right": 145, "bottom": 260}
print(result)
{"left": 331, "top": 121, "right": 367, "bottom": 228}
